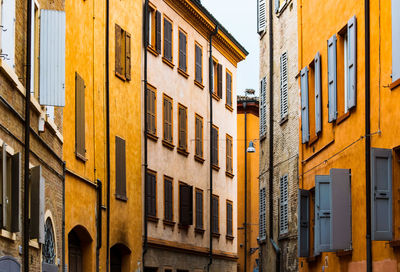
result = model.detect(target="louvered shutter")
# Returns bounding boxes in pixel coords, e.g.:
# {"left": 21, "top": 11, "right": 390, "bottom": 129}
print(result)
{"left": 164, "top": 179, "right": 172, "bottom": 221}
{"left": 179, "top": 31, "right": 187, "bottom": 71}
{"left": 347, "top": 16, "right": 356, "bottom": 109}
{"left": 226, "top": 73, "right": 232, "bottom": 107}
{"left": 1, "top": 0, "right": 16, "bottom": 69}
{"left": 212, "top": 196, "right": 219, "bottom": 233}
{"left": 164, "top": 19, "right": 172, "bottom": 61}
{"left": 328, "top": 35, "right": 337, "bottom": 122}
{"left": 39, "top": 10, "right": 66, "bottom": 106}
{"left": 152, "top": 175, "right": 157, "bottom": 216}
{"left": 30, "top": 165, "right": 45, "bottom": 244}
{"left": 180, "top": 184, "right": 193, "bottom": 225}
{"left": 300, "top": 67, "right": 309, "bottom": 143}
{"left": 125, "top": 32, "right": 131, "bottom": 81}
{"left": 227, "top": 202, "right": 233, "bottom": 236}
{"left": 275, "top": 0, "right": 280, "bottom": 13}
{"left": 392, "top": 0, "right": 400, "bottom": 81}
{"left": 146, "top": 172, "right": 156, "bottom": 217}
{"left": 298, "top": 189, "right": 310, "bottom": 257}
{"left": 115, "top": 24, "right": 122, "bottom": 76}
{"left": 152, "top": 91, "right": 156, "bottom": 135}
{"left": 1, "top": 144, "right": 7, "bottom": 228}
{"left": 330, "top": 169, "right": 352, "bottom": 250}
{"left": 11, "top": 152, "right": 20, "bottom": 232}
{"left": 155, "top": 11, "right": 162, "bottom": 54}
{"left": 260, "top": 77, "right": 267, "bottom": 137}
{"left": 75, "top": 72, "right": 86, "bottom": 158}
{"left": 163, "top": 99, "right": 167, "bottom": 140}
{"left": 179, "top": 108, "right": 183, "bottom": 148}
{"left": 212, "top": 127, "right": 218, "bottom": 166}
{"left": 314, "top": 52, "right": 322, "bottom": 134}
{"left": 371, "top": 148, "right": 392, "bottom": 241}
{"left": 196, "top": 191, "right": 203, "bottom": 229}
{"left": 280, "top": 52, "right": 288, "bottom": 119}
{"left": 195, "top": 45, "right": 202, "bottom": 82}
{"left": 217, "top": 64, "right": 223, "bottom": 98}
{"left": 259, "top": 187, "right": 266, "bottom": 240}
{"left": 314, "top": 175, "right": 331, "bottom": 255}
{"left": 279, "top": 175, "right": 289, "bottom": 234}
{"left": 195, "top": 118, "right": 200, "bottom": 156}
{"left": 115, "top": 136, "right": 126, "bottom": 199}
{"left": 169, "top": 100, "right": 173, "bottom": 142}
{"left": 257, "top": 0, "right": 266, "bottom": 33}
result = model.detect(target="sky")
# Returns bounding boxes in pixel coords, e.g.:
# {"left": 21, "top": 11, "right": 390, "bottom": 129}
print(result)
{"left": 201, "top": 0, "right": 259, "bottom": 96}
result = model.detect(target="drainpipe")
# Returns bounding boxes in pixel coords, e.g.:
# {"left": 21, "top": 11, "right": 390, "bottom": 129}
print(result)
{"left": 23, "top": 0, "right": 32, "bottom": 269}
{"left": 62, "top": 162, "right": 66, "bottom": 272}
{"left": 207, "top": 25, "right": 218, "bottom": 272}
{"left": 365, "top": 0, "right": 372, "bottom": 271}
{"left": 244, "top": 101, "right": 248, "bottom": 272}
{"left": 96, "top": 179, "right": 102, "bottom": 271}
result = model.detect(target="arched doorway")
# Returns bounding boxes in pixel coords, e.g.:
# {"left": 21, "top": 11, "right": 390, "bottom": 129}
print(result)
{"left": 68, "top": 230, "right": 82, "bottom": 272}
{"left": 42, "top": 217, "right": 58, "bottom": 272}
{"left": 110, "top": 243, "right": 131, "bottom": 272}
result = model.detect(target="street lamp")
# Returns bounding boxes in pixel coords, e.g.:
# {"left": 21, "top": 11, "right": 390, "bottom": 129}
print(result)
{"left": 247, "top": 141, "right": 256, "bottom": 153}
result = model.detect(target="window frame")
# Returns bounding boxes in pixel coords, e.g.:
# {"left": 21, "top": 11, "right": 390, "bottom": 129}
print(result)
{"left": 194, "top": 41, "right": 204, "bottom": 89}
{"left": 147, "top": 2, "right": 157, "bottom": 52}
{"left": 162, "top": 14, "right": 174, "bottom": 68}
{"left": 146, "top": 83, "right": 157, "bottom": 141}
{"left": 178, "top": 27, "right": 188, "bottom": 78}
{"left": 177, "top": 103, "right": 188, "bottom": 155}
{"left": 162, "top": 93, "right": 174, "bottom": 149}
{"left": 194, "top": 113, "right": 204, "bottom": 163}
{"left": 225, "top": 68, "right": 233, "bottom": 111}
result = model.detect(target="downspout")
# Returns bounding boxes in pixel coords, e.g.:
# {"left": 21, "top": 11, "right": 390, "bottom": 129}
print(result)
{"left": 24, "top": 0, "right": 32, "bottom": 269}
{"left": 207, "top": 25, "right": 218, "bottom": 272}
{"left": 365, "top": 0, "right": 372, "bottom": 271}
{"left": 96, "top": 179, "right": 102, "bottom": 271}
{"left": 62, "top": 162, "right": 66, "bottom": 272}
{"left": 142, "top": 0, "right": 149, "bottom": 269}
{"left": 244, "top": 102, "right": 248, "bottom": 272}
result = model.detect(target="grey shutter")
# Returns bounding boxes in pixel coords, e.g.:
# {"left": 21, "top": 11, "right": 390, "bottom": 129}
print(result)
{"left": 217, "top": 64, "right": 223, "bottom": 98}
{"left": 275, "top": 0, "right": 279, "bottom": 13}
{"left": 1, "top": 0, "right": 16, "bottom": 69}
{"left": 298, "top": 189, "right": 309, "bottom": 257}
{"left": 392, "top": 0, "right": 400, "bottom": 81}
{"left": 115, "top": 136, "right": 126, "bottom": 199}
{"left": 315, "top": 175, "right": 331, "bottom": 255}
{"left": 330, "top": 169, "right": 351, "bottom": 250}
{"left": 280, "top": 52, "right": 288, "bottom": 119}
{"left": 30, "top": 165, "right": 45, "bottom": 244}
{"left": 327, "top": 35, "right": 337, "bottom": 122}
{"left": 196, "top": 191, "right": 203, "bottom": 229}
{"left": 300, "top": 67, "right": 309, "bottom": 143}
{"left": 75, "top": 72, "right": 85, "bottom": 158}
{"left": 314, "top": 52, "right": 322, "bottom": 134}
{"left": 39, "top": 10, "right": 66, "bottom": 106}
{"left": 259, "top": 188, "right": 266, "bottom": 240}
{"left": 226, "top": 72, "right": 232, "bottom": 106}
{"left": 164, "top": 19, "right": 172, "bottom": 61}
{"left": 195, "top": 45, "right": 202, "bottom": 82}
{"left": 257, "top": 0, "right": 266, "bottom": 33}
{"left": 146, "top": 173, "right": 156, "bottom": 217}
{"left": 179, "top": 31, "right": 187, "bottom": 71}
{"left": 164, "top": 179, "right": 172, "bottom": 221}
{"left": 1, "top": 144, "right": 7, "bottom": 228}
{"left": 155, "top": 11, "right": 162, "bottom": 54}
{"left": 279, "top": 175, "right": 289, "bottom": 235}
{"left": 11, "top": 152, "right": 20, "bottom": 232}
{"left": 0, "top": 256, "right": 20, "bottom": 272}
{"left": 260, "top": 77, "right": 267, "bottom": 137}
{"left": 212, "top": 196, "right": 219, "bottom": 233}
{"left": 227, "top": 202, "right": 232, "bottom": 236}
{"left": 371, "top": 148, "right": 392, "bottom": 241}
{"left": 347, "top": 16, "right": 357, "bottom": 109}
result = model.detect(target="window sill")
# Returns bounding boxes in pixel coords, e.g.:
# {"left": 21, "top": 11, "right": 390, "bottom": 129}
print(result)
{"left": 147, "top": 215, "right": 159, "bottom": 223}
{"left": 147, "top": 132, "right": 159, "bottom": 142}
{"left": 226, "top": 235, "right": 234, "bottom": 241}
{"left": 212, "top": 93, "right": 221, "bottom": 101}
{"left": 194, "top": 80, "right": 204, "bottom": 90}
{"left": 29, "top": 239, "right": 40, "bottom": 249}
{"left": 177, "top": 147, "right": 189, "bottom": 157}
{"left": 212, "top": 232, "right": 220, "bottom": 239}
{"left": 0, "top": 229, "right": 16, "bottom": 241}
{"left": 115, "top": 71, "right": 126, "bottom": 81}
{"left": 178, "top": 224, "right": 190, "bottom": 230}
{"left": 162, "top": 140, "right": 175, "bottom": 150}
{"left": 147, "top": 45, "right": 159, "bottom": 57}
{"left": 225, "top": 171, "right": 234, "bottom": 179}
{"left": 195, "top": 228, "right": 205, "bottom": 235}
{"left": 390, "top": 240, "right": 400, "bottom": 247}
{"left": 306, "top": 255, "right": 318, "bottom": 263}
{"left": 225, "top": 104, "right": 233, "bottom": 112}
{"left": 194, "top": 155, "right": 205, "bottom": 164}
{"left": 212, "top": 164, "right": 220, "bottom": 171}
{"left": 390, "top": 78, "right": 400, "bottom": 90}
{"left": 178, "top": 68, "right": 189, "bottom": 78}
{"left": 115, "top": 194, "right": 128, "bottom": 202}
{"left": 336, "top": 249, "right": 353, "bottom": 257}
{"left": 162, "top": 57, "right": 174, "bottom": 69}
{"left": 279, "top": 115, "right": 288, "bottom": 126}
{"left": 76, "top": 152, "right": 88, "bottom": 162}
{"left": 336, "top": 111, "right": 350, "bottom": 125}
{"left": 163, "top": 220, "right": 176, "bottom": 227}
{"left": 0, "top": 59, "right": 25, "bottom": 95}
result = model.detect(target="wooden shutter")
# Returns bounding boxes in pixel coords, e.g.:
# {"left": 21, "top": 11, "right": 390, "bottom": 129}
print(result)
{"left": 280, "top": 52, "right": 288, "bottom": 119}
{"left": 179, "top": 107, "right": 183, "bottom": 149}
{"left": 347, "top": 16, "right": 357, "bottom": 109}
{"left": 314, "top": 175, "right": 331, "bottom": 255}
{"left": 164, "top": 178, "right": 173, "bottom": 221}
{"left": 164, "top": 19, "right": 172, "bottom": 61}
{"left": 115, "top": 136, "right": 126, "bottom": 199}
{"left": 163, "top": 98, "right": 167, "bottom": 140}
{"left": 146, "top": 172, "right": 156, "bottom": 217}
{"left": 11, "top": 152, "right": 21, "bottom": 232}
{"left": 257, "top": 0, "right": 266, "bottom": 33}
{"left": 155, "top": 11, "right": 162, "bottom": 53}
{"left": 217, "top": 64, "right": 223, "bottom": 98}
{"left": 1, "top": 144, "right": 7, "bottom": 228}
{"left": 212, "top": 196, "right": 219, "bottom": 233}
{"left": 392, "top": 0, "right": 400, "bottom": 81}
{"left": 226, "top": 136, "right": 232, "bottom": 173}
{"left": 195, "top": 45, "right": 202, "bottom": 82}
{"left": 30, "top": 165, "right": 45, "bottom": 244}
{"left": 227, "top": 202, "right": 232, "bottom": 236}
{"left": 196, "top": 191, "right": 203, "bottom": 229}
{"left": 259, "top": 187, "right": 266, "bottom": 240}
{"left": 115, "top": 24, "right": 122, "bottom": 76}
{"left": 179, "top": 31, "right": 187, "bottom": 71}
{"left": 212, "top": 127, "right": 218, "bottom": 166}
{"left": 279, "top": 175, "right": 289, "bottom": 234}
{"left": 260, "top": 77, "right": 267, "bottom": 136}
{"left": 327, "top": 35, "right": 337, "bottom": 122}
{"left": 314, "top": 52, "right": 322, "bottom": 134}
{"left": 180, "top": 184, "right": 193, "bottom": 225}
{"left": 226, "top": 72, "right": 232, "bottom": 106}
{"left": 75, "top": 72, "right": 86, "bottom": 159}
{"left": 146, "top": 89, "right": 156, "bottom": 135}
{"left": 125, "top": 32, "right": 131, "bottom": 81}
{"left": 298, "top": 189, "right": 310, "bottom": 257}
{"left": 371, "top": 148, "right": 392, "bottom": 241}
{"left": 300, "top": 67, "right": 309, "bottom": 144}
{"left": 168, "top": 100, "right": 173, "bottom": 142}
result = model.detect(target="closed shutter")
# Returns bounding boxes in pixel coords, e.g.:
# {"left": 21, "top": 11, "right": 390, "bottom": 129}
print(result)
{"left": 179, "top": 107, "right": 187, "bottom": 150}
{"left": 260, "top": 77, "right": 267, "bottom": 137}
{"left": 164, "top": 179, "right": 173, "bottom": 221}
{"left": 195, "top": 118, "right": 200, "bottom": 156}
{"left": 226, "top": 72, "right": 232, "bottom": 107}
{"left": 168, "top": 100, "right": 173, "bottom": 142}
{"left": 164, "top": 19, "right": 172, "bottom": 61}
{"left": 1, "top": 0, "right": 16, "bottom": 69}
{"left": 371, "top": 148, "right": 392, "bottom": 241}
{"left": 75, "top": 72, "right": 86, "bottom": 159}
{"left": 115, "top": 24, "right": 122, "bottom": 76}
{"left": 327, "top": 35, "right": 337, "bottom": 122}
{"left": 39, "top": 10, "right": 66, "bottom": 106}
{"left": 227, "top": 202, "right": 233, "bottom": 236}
{"left": 1, "top": 144, "right": 7, "bottom": 228}
{"left": 115, "top": 136, "right": 126, "bottom": 199}
{"left": 196, "top": 191, "right": 203, "bottom": 229}
{"left": 347, "top": 16, "right": 357, "bottom": 109}
{"left": 212, "top": 196, "right": 219, "bottom": 233}
{"left": 212, "top": 127, "right": 218, "bottom": 166}
{"left": 279, "top": 175, "right": 289, "bottom": 235}
{"left": 30, "top": 165, "right": 45, "bottom": 244}
{"left": 330, "top": 168, "right": 352, "bottom": 250}
{"left": 300, "top": 67, "right": 309, "bottom": 144}
{"left": 259, "top": 187, "right": 266, "bottom": 240}
{"left": 147, "top": 89, "right": 156, "bottom": 135}
{"left": 179, "top": 184, "right": 193, "bottom": 226}
{"left": 257, "top": 0, "right": 266, "bottom": 33}
{"left": 179, "top": 31, "right": 187, "bottom": 71}
{"left": 146, "top": 173, "right": 156, "bottom": 217}
{"left": 195, "top": 45, "right": 202, "bottom": 82}
{"left": 280, "top": 52, "right": 289, "bottom": 119}
{"left": 11, "top": 152, "right": 20, "bottom": 232}
{"left": 226, "top": 136, "right": 232, "bottom": 173}
{"left": 155, "top": 11, "right": 162, "bottom": 54}
{"left": 314, "top": 175, "right": 331, "bottom": 255}
{"left": 298, "top": 189, "right": 310, "bottom": 257}
{"left": 314, "top": 52, "right": 322, "bottom": 134}
{"left": 217, "top": 64, "right": 223, "bottom": 98}
{"left": 392, "top": 0, "right": 400, "bottom": 81}
{"left": 125, "top": 32, "right": 131, "bottom": 81}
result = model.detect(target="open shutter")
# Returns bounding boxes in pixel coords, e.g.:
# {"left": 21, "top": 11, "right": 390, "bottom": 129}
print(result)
{"left": 315, "top": 175, "right": 331, "bottom": 255}
{"left": 298, "top": 189, "right": 310, "bottom": 257}
{"left": 1, "top": 144, "right": 7, "bottom": 228}
{"left": 347, "top": 16, "right": 357, "bottom": 109}
{"left": 392, "top": 0, "right": 400, "bottom": 81}
{"left": 330, "top": 169, "right": 352, "bottom": 250}
{"left": 327, "top": 35, "right": 337, "bottom": 122}
{"left": 125, "top": 32, "right": 131, "bottom": 81}
{"left": 30, "top": 165, "right": 45, "bottom": 244}
{"left": 275, "top": 0, "right": 280, "bottom": 13}
{"left": 217, "top": 64, "right": 223, "bottom": 98}
{"left": 39, "top": 10, "right": 66, "bottom": 106}
{"left": 300, "top": 67, "right": 309, "bottom": 144}
{"left": 257, "top": 0, "right": 266, "bottom": 33}
{"left": 314, "top": 52, "right": 322, "bottom": 134}
{"left": 155, "top": 11, "right": 162, "bottom": 54}
{"left": 280, "top": 52, "right": 288, "bottom": 119}
{"left": 115, "top": 136, "right": 126, "bottom": 199}
{"left": 260, "top": 77, "right": 267, "bottom": 137}
{"left": 11, "top": 152, "right": 20, "bottom": 232}
{"left": 115, "top": 24, "right": 122, "bottom": 76}
{"left": 75, "top": 72, "right": 86, "bottom": 158}
{"left": 1, "top": 0, "right": 16, "bottom": 69}
{"left": 371, "top": 148, "right": 392, "bottom": 241}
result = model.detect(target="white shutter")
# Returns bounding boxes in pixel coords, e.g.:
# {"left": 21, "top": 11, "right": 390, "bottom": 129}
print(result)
{"left": 259, "top": 187, "right": 266, "bottom": 240}
{"left": 280, "top": 52, "right": 288, "bottom": 119}
{"left": 279, "top": 175, "right": 289, "bottom": 234}
{"left": 257, "top": 0, "right": 266, "bottom": 33}
{"left": 1, "top": 0, "right": 16, "bottom": 69}
{"left": 260, "top": 77, "right": 267, "bottom": 137}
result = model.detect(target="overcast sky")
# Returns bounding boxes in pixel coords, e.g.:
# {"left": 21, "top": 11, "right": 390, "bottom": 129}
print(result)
{"left": 201, "top": 0, "right": 259, "bottom": 96}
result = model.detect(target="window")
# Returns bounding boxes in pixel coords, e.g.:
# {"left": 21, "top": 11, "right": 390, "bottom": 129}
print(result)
{"left": 195, "top": 114, "right": 203, "bottom": 160}
{"left": 392, "top": 0, "right": 400, "bottom": 85}
{"left": 179, "top": 183, "right": 193, "bottom": 226}
{"left": 195, "top": 43, "right": 203, "bottom": 86}
{"left": 43, "top": 218, "right": 56, "bottom": 264}
{"left": 75, "top": 72, "right": 86, "bottom": 160}
{"left": 279, "top": 175, "right": 289, "bottom": 235}
{"left": 225, "top": 69, "right": 233, "bottom": 109}
{"left": 212, "top": 59, "right": 223, "bottom": 99}
{"left": 146, "top": 171, "right": 157, "bottom": 218}
{"left": 163, "top": 16, "right": 173, "bottom": 65}
{"left": 147, "top": 4, "right": 161, "bottom": 54}
{"left": 211, "top": 125, "right": 219, "bottom": 169}
{"left": 226, "top": 134, "right": 233, "bottom": 177}
{"left": 280, "top": 52, "right": 288, "bottom": 120}
{"left": 259, "top": 77, "right": 267, "bottom": 137}
{"left": 195, "top": 189, "right": 203, "bottom": 229}
{"left": 115, "top": 24, "right": 131, "bottom": 81}
{"left": 226, "top": 200, "right": 233, "bottom": 237}
{"left": 212, "top": 195, "right": 219, "bottom": 234}
{"left": 115, "top": 136, "right": 127, "bottom": 200}
{"left": 146, "top": 85, "right": 157, "bottom": 138}
{"left": 0, "top": 0, "right": 16, "bottom": 69}
{"left": 259, "top": 187, "right": 266, "bottom": 241}
{"left": 178, "top": 104, "right": 188, "bottom": 153}
{"left": 164, "top": 176, "right": 173, "bottom": 222}
{"left": 163, "top": 94, "right": 173, "bottom": 146}
{"left": 178, "top": 29, "right": 187, "bottom": 74}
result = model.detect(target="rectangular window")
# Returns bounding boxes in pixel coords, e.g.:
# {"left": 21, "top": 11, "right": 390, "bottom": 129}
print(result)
{"left": 75, "top": 72, "right": 86, "bottom": 160}
{"left": 226, "top": 69, "right": 233, "bottom": 109}
{"left": 178, "top": 29, "right": 187, "bottom": 73}
{"left": 146, "top": 171, "right": 157, "bottom": 218}
{"left": 279, "top": 175, "right": 289, "bottom": 235}
{"left": 195, "top": 114, "right": 203, "bottom": 160}
{"left": 178, "top": 104, "right": 188, "bottom": 152}
{"left": 226, "top": 200, "right": 233, "bottom": 237}
{"left": 308, "top": 60, "right": 317, "bottom": 141}
{"left": 164, "top": 176, "right": 173, "bottom": 222}
{"left": 115, "top": 24, "right": 131, "bottom": 81}
{"left": 280, "top": 52, "right": 288, "bottom": 120}
{"left": 226, "top": 134, "right": 233, "bottom": 175}
{"left": 195, "top": 189, "right": 203, "bottom": 229}
{"left": 163, "top": 94, "right": 173, "bottom": 145}
{"left": 179, "top": 183, "right": 193, "bottom": 226}
{"left": 146, "top": 85, "right": 157, "bottom": 137}
{"left": 211, "top": 125, "right": 219, "bottom": 169}
{"left": 212, "top": 195, "right": 219, "bottom": 234}
{"left": 195, "top": 43, "right": 203, "bottom": 85}
{"left": 163, "top": 16, "right": 173, "bottom": 63}
{"left": 115, "top": 136, "right": 127, "bottom": 200}
{"left": 147, "top": 4, "right": 160, "bottom": 51}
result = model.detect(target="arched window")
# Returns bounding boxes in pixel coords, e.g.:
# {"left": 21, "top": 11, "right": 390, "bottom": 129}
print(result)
{"left": 43, "top": 217, "right": 56, "bottom": 264}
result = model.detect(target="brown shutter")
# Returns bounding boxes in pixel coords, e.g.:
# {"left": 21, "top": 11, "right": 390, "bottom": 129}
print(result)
{"left": 179, "top": 184, "right": 193, "bottom": 225}
{"left": 115, "top": 24, "right": 122, "bottom": 76}
{"left": 169, "top": 100, "right": 173, "bottom": 142}
{"left": 195, "top": 45, "right": 202, "bottom": 82}
{"left": 152, "top": 91, "right": 156, "bottom": 134}
{"left": 183, "top": 109, "right": 187, "bottom": 149}
{"left": 11, "top": 152, "right": 20, "bottom": 232}
{"left": 125, "top": 32, "right": 131, "bottom": 81}
{"left": 163, "top": 98, "right": 167, "bottom": 140}
{"left": 200, "top": 119, "right": 203, "bottom": 157}
{"left": 75, "top": 72, "right": 86, "bottom": 159}
{"left": 155, "top": 11, "right": 162, "bottom": 54}
{"left": 30, "top": 165, "right": 45, "bottom": 244}
{"left": 195, "top": 118, "right": 199, "bottom": 156}
{"left": 179, "top": 32, "right": 186, "bottom": 71}
{"left": 146, "top": 89, "right": 150, "bottom": 134}
{"left": 115, "top": 136, "right": 126, "bottom": 199}
{"left": 178, "top": 108, "right": 182, "bottom": 148}
{"left": 212, "top": 196, "right": 219, "bottom": 233}
{"left": 1, "top": 143, "right": 7, "bottom": 228}
{"left": 217, "top": 64, "right": 223, "bottom": 98}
